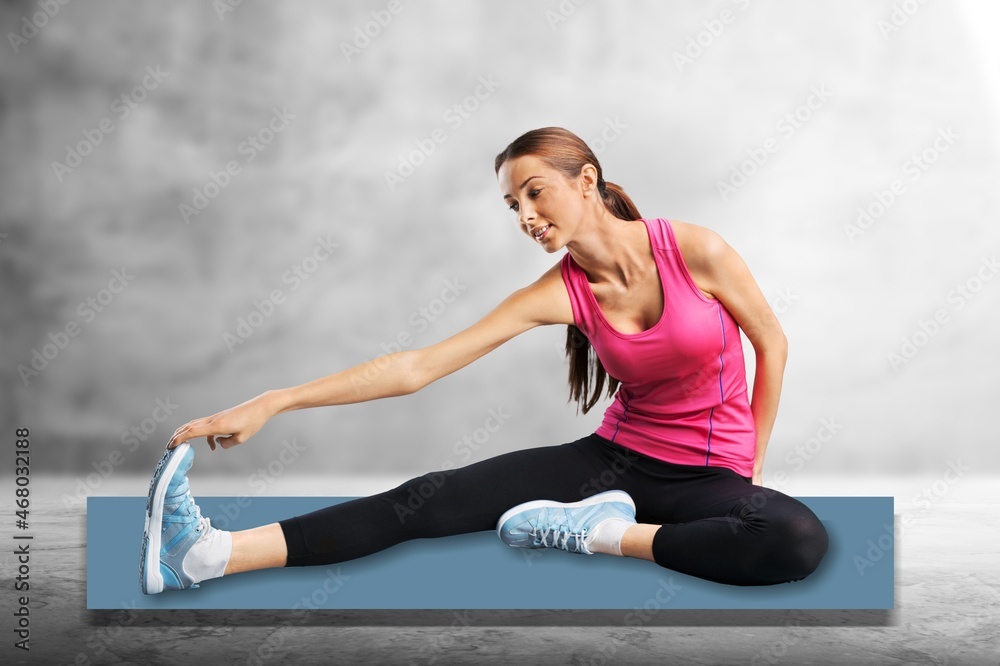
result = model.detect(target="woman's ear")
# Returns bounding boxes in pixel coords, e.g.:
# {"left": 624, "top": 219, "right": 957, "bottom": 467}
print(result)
{"left": 578, "top": 163, "right": 600, "bottom": 198}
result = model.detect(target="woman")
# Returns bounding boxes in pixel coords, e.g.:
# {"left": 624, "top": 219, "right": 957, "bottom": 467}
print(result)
{"left": 141, "top": 127, "right": 828, "bottom": 595}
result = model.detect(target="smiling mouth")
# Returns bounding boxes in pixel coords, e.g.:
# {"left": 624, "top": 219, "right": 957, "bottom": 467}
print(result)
{"left": 532, "top": 225, "right": 552, "bottom": 241}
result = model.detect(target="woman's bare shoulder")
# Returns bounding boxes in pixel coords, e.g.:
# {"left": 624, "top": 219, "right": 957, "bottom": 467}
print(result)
{"left": 668, "top": 219, "right": 729, "bottom": 267}
{"left": 667, "top": 219, "right": 731, "bottom": 299}
{"left": 523, "top": 258, "right": 576, "bottom": 327}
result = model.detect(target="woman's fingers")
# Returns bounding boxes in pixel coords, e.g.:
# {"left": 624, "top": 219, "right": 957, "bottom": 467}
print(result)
{"left": 169, "top": 418, "right": 228, "bottom": 449}
{"left": 168, "top": 425, "right": 188, "bottom": 448}
{"left": 209, "top": 433, "right": 237, "bottom": 451}
{"left": 169, "top": 421, "right": 198, "bottom": 448}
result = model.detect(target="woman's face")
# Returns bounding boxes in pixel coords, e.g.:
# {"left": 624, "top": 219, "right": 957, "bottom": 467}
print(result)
{"left": 497, "top": 155, "right": 593, "bottom": 252}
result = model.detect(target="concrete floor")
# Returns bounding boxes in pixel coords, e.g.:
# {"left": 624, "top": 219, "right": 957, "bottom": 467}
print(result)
{"left": 4, "top": 474, "right": 999, "bottom": 665}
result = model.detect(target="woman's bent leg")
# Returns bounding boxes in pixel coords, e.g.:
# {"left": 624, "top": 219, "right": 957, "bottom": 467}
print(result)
{"left": 582, "top": 436, "right": 829, "bottom": 586}
{"left": 645, "top": 479, "right": 829, "bottom": 586}
{"left": 278, "top": 434, "right": 609, "bottom": 567}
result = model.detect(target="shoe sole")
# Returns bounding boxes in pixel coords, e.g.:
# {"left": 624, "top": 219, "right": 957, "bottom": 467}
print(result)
{"left": 140, "top": 443, "right": 190, "bottom": 594}
{"left": 495, "top": 489, "right": 636, "bottom": 535}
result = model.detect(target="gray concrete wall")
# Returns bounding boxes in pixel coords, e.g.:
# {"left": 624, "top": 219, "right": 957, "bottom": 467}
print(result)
{"left": 3, "top": 0, "right": 998, "bottom": 481}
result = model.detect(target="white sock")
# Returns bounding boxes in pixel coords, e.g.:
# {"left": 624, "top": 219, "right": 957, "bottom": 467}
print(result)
{"left": 186, "top": 524, "right": 232, "bottom": 583}
{"left": 584, "top": 517, "right": 635, "bottom": 557}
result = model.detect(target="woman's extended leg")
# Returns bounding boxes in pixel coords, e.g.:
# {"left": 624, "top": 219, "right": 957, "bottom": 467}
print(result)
{"left": 144, "top": 433, "right": 629, "bottom": 592}
{"left": 225, "top": 523, "right": 287, "bottom": 574}
{"left": 221, "top": 438, "right": 647, "bottom": 574}
{"left": 275, "top": 432, "right": 620, "bottom": 567}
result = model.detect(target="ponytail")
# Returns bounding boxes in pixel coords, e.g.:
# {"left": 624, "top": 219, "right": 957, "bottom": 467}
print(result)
{"left": 599, "top": 180, "right": 641, "bottom": 229}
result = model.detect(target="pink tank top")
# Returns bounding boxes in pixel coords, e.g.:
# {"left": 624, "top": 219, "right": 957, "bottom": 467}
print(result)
{"left": 560, "top": 217, "right": 756, "bottom": 477}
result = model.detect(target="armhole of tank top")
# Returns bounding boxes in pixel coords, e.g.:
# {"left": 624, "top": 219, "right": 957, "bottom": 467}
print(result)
{"left": 661, "top": 217, "right": 717, "bottom": 304}
{"left": 649, "top": 217, "right": 669, "bottom": 251}
{"left": 559, "top": 254, "right": 584, "bottom": 330}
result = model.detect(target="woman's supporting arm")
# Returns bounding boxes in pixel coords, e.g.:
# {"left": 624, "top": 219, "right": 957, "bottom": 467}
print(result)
{"left": 673, "top": 220, "right": 788, "bottom": 486}
{"left": 747, "top": 335, "right": 788, "bottom": 481}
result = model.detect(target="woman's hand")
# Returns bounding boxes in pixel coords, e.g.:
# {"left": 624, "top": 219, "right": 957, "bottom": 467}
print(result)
{"left": 168, "top": 391, "right": 280, "bottom": 451}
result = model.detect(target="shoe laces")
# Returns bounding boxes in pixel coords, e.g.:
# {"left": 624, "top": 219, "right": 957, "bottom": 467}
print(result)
{"left": 527, "top": 503, "right": 610, "bottom": 554}
{"left": 530, "top": 521, "right": 591, "bottom": 554}
{"left": 163, "top": 478, "right": 211, "bottom": 538}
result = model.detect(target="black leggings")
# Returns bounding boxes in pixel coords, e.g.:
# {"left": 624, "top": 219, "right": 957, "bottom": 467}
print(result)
{"left": 277, "top": 432, "right": 829, "bottom": 586}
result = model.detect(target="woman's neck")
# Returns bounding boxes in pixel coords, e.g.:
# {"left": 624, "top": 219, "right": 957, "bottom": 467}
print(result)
{"left": 563, "top": 211, "right": 650, "bottom": 288}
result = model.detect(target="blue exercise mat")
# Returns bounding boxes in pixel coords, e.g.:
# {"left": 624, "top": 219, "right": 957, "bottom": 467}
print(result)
{"left": 87, "top": 496, "right": 894, "bottom": 610}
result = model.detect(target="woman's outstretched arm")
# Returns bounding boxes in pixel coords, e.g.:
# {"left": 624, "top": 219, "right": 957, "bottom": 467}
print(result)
{"left": 168, "top": 262, "right": 572, "bottom": 450}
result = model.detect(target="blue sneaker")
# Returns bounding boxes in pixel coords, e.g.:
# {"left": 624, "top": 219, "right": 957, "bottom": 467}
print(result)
{"left": 140, "top": 443, "right": 229, "bottom": 594}
{"left": 496, "top": 490, "right": 637, "bottom": 555}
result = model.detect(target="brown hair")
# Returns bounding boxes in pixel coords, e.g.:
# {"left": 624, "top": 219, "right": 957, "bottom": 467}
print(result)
{"left": 494, "top": 127, "right": 642, "bottom": 415}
